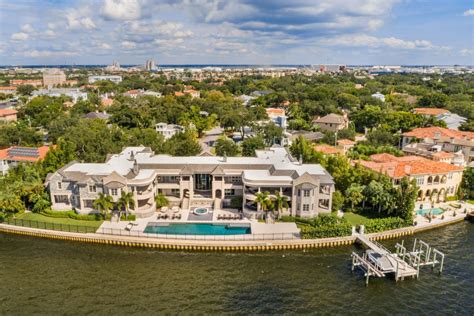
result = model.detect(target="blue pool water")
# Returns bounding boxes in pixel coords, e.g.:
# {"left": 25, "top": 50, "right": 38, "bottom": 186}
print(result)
{"left": 416, "top": 208, "right": 444, "bottom": 216}
{"left": 144, "top": 223, "right": 251, "bottom": 235}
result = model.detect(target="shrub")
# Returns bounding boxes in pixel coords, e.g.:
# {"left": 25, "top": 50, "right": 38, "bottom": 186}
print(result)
{"left": 364, "top": 217, "right": 408, "bottom": 233}
{"left": 283, "top": 213, "right": 353, "bottom": 239}
{"left": 445, "top": 196, "right": 458, "bottom": 202}
{"left": 41, "top": 209, "right": 102, "bottom": 221}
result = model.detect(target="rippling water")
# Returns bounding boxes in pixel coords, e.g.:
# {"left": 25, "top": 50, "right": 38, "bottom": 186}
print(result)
{"left": 1, "top": 222, "right": 473, "bottom": 315}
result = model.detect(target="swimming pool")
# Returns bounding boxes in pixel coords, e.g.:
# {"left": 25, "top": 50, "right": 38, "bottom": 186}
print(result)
{"left": 144, "top": 223, "right": 251, "bottom": 235}
{"left": 416, "top": 208, "right": 444, "bottom": 216}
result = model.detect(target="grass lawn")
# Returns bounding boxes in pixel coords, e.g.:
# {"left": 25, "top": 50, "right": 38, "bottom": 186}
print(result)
{"left": 343, "top": 212, "right": 370, "bottom": 226}
{"left": 12, "top": 212, "right": 103, "bottom": 232}
{"left": 467, "top": 200, "right": 474, "bottom": 205}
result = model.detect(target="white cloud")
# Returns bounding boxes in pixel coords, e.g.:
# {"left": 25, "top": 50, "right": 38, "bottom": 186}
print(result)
{"left": 121, "top": 41, "right": 137, "bottom": 49}
{"left": 47, "top": 23, "right": 56, "bottom": 29}
{"left": 19, "top": 49, "right": 78, "bottom": 58}
{"left": 21, "top": 24, "right": 34, "bottom": 33}
{"left": 459, "top": 49, "right": 472, "bottom": 56}
{"left": 11, "top": 32, "right": 29, "bottom": 41}
{"left": 463, "top": 9, "right": 474, "bottom": 16}
{"left": 319, "top": 34, "right": 448, "bottom": 51}
{"left": 66, "top": 10, "right": 97, "bottom": 30}
{"left": 100, "top": 43, "right": 112, "bottom": 49}
{"left": 101, "top": 0, "right": 143, "bottom": 21}
{"left": 44, "top": 30, "right": 56, "bottom": 38}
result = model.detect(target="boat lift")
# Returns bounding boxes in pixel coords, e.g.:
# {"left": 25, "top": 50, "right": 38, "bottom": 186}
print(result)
{"left": 395, "top": 239, "right": 445, "bottom": 274}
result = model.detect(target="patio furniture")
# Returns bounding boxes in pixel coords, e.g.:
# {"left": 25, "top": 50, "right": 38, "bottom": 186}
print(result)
{"left": 172, "top": 206, "right": 180, "bottom": 213}
{"left": 157, "top": 214, "right": 161, "bottom": 219}
{"left": 160, "top": 207, "right": 169, "bottom": 213}
{"left": 177, "top": 214, "right": 181, "bottom": 219}
{"left": 125, "top": 223, "right": 133, "bottom": 231}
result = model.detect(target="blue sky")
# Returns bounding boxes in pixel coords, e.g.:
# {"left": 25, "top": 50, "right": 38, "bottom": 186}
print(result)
{"left": 0, "top": 0, "right": 472, "bottom": 65}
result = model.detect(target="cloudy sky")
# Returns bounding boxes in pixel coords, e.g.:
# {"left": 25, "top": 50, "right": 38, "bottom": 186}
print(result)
{"left": 0, "top": 0, "right": 472, "bottom": 65}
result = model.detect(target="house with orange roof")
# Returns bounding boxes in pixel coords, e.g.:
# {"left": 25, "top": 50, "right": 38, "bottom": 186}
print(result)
{"left": 10, "top": 79, "right": 43, "bottom": 87}
{"left": 265, "top": 108, "right": 287, "bottom": 129}
{"left": 0, "top": 86, "right": 17, "bottom": 94}
{"left": 413, "top": 108, "right": 450, "bottom": 117}
{"left": 0, "top": 108, "right": 18, "bottom": 122}
{"left": 101, "top": 98, "right": 114, "bottom": 107}
{"left": 402, "top": 127, "right": 474, "bottom": 166}
{"left": 0, "top": 146, "right": 51, "bottom": 175}
{"left": 183, "top": 88, "right": 200, "bottom": 98}
{"left": 357, "top": 153, "right": 464, "bottom": 202}
{"left": 314, "top": 144, "right": 341, "bottom": 155}
{"left": 336, "top": 139, "right": 356, "bottom": 155}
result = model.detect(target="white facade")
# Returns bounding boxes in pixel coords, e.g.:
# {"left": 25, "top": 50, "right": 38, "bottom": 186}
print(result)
{"left": 155, "top": 123, "right": 184, "bottom": 139}
{"left": 32, "top": 88, "right": 88, "bottom": 104}
{"left": 88, "top": 75, "right": 123, "bottom": 84}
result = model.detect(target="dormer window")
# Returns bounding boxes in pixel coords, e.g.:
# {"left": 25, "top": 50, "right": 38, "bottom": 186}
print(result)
{"left": 57, "top": 182, "right": 62, "bottom": 190}
{"left": 89, "top": 185, "right": 97, "bottom": 193}
{"left": 111, "top": 188, "right": 118, "bottom": 196}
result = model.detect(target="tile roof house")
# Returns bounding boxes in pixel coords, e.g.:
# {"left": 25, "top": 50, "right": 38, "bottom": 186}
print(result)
{"left": 0, "top": 146, "right": 51, "bottom": 175}
{"left": 357, "top": 153, "right": 464, "bottom": 202}
{"left": 336, "top": 139, "right": 356, "bottom": 155}
{"left": 0, "top": 108, "right": 18, "bottom": 122}
{"left": 312, "top": 112, "right": 349, "bottom": 132}
{"left": 413, "top": 108, "right": 450, "bottom": 116}
{"left": 402, "top": 127, "right": 474, "bottom": 166}
{"left": 314, "top": 145, "right": 341, "bottom": 155}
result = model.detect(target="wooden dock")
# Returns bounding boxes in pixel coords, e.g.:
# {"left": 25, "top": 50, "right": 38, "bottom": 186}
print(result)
{"left": 351, "top": 230, "right": 445, "bottom": 285}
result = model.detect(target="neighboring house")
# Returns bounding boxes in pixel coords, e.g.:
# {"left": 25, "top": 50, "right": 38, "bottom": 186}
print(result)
{"left": 288, "top": 131, "right": 324, "bottom": 145}
{"left": 371, "top": 92, "right": 385, "bottom": 102}
{"left": 0, "top": 86, "right": 17, "bottom": 94}
{"left": 10, "top": 79, "right": 43, "bottom": 87}
{"left": 88, "top": 75, "right": 123, "bottom": 84}
{"left": 337, "top": 139, "right": 356, "bottom": 155}
{"left": 265, "top": 108, "right": 287, "bottom": 129}
{"left": 402, "top": 127, "right": 474, "bottom": 166}
{"left": 32, "top": 88, "right": 88, "bottom": 104}
{"left": 183, "top": 89, "right": 200, "bottom": 98}
{"left": 413, "top": 108, "right": 450, "bottom": 117}
{"left": 155, "top": 123, "right": 184, "bottom": 140}
{"left": 124, "top": 89, "right": 143, "bottom": 98}
{"left": 142, "top": 91, "right": 162, "bottom": 97}
{"left": 312, "top": 112, "right": 349, "bottom": 132}
{"left": 436, "top": 113, "right": 467, "bottom": 130}
{"left": 236, "top": 94, "right": 255, "bottom": 106}
{"left": 357, "top": 153, "right": 464, "bottom": 203}
{"left": 101, "top": 98, "right": 114, "bottom": 107}
{"left": 83, "top": 111, "right": 110, "bottom": 120}
{"left": 251, "top": 90, "right": 273, "bottom": 97}
{"left": 0, "top": 146, "right": 51, "bottom": 175}
{"left": 0, "top": 108, "right": 18, "bottom": 122}
{"left": 314, "top": 145, "right": 341, "bottom": 155}
{"left": 46, "top": 146, "right": 334, "bottom": 219}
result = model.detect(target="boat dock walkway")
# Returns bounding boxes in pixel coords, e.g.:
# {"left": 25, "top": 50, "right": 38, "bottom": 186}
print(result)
{"left": 351, "top": 229, "right": 445, "bottom": 285}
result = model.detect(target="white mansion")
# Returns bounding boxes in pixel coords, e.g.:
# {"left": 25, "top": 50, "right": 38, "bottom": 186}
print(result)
{"left": 46, "top": 147, "right": 334, "bottom": 219}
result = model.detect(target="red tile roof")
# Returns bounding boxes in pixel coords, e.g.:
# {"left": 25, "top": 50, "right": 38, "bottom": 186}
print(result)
{"left": 314, "top": 144, "right": 341, "bottom": 155}
{"left": 0, "top": 146, "right": 51, "bottom": 162}
{"left": 357, "top": 154, "right": 463, "bottom": 178}
{"left": 403, "top": 127, "right": 474, "bottom": 140}
{"left": 337, "top": 139, "right": 356, "bottom": 146}
{"left": 432, "top": 151, "right": 454, "bottom": 159}
{"left": 0, "top": 109, "right": 18, "bottom": 117}
{"left": 413, "top": 108, "right": 450, "bottom": 116}
{"left": 266, "top": 108, "right": 285, "bottom": 116}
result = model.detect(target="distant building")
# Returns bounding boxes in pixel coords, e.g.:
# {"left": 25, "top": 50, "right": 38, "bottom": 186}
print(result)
{"left": 413, "top": 108, "right": 450, "bottom": 117}
{"left": 88, "top": 75, "right": 123, "bottom": 84}
{"left": 265, "top": 108, "right": 287, "bottom": 129}
{"left": 101, "top": 98, "right": 114, "bottom": 107}
{"left": 0, "top": 86, "right": 17, "bottom": 94}
{"left": 10, "top": 79, "right": 43, "bottom": 87}
{"left": 336, "top": 139, "right": 356, "bottom": 155}
{"left": 43, "top": 68, "right": 66, "bottom": 87}
{"left": 436, "top": 113, "right": 467, "bottom": 130}
{"left": 0, "top": 108, "right": 18, "bottom": 122}
{"left": 105, "top": 61, "right": 121, "bottom": 72}
{"left": 32, "top": 88, "right": 88, "bottom": 104}
{"left": 319, "top": 64, "right": 346, "bottom": 73}
{"left": 357, "top": 153, "right": 464, "bottom": 203}
{"left": 314, "top": 144, "right": 341, "bottom": 155}
{"left": 83, "top": 111, "right": 110, "bottom": 120}
{"left": 312, "top": 112, "right": 349, "bottom": 133}
{"left": 145, "top": 59, "right": 156, "bottom": 71}
{"left": 124, "top": 89, "right": 143, "bottom": 98}
{"left": 402, "top": 127, "right": 474, "bottom": 166}
{"left": 155, "top": 123, "right": 184, "bottom": 139}
{"left": 0, "top": 146, "right": 51, "bottom": 175}
{"left": 371, "top": 92, "right": 385, "bottom": 102}
{"left": 183, "top": 88, "right": 200, "bottom": 98}
{"left": 251, "top": 90, "right": 273, "bottom": 97}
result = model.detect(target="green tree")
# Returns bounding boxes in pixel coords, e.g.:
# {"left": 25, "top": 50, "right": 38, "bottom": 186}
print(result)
{"left": 93, "top": 193, "right": 114, "bottom": 220}
{"left": 241, "top": 136, "right": 266, "bottom": 157}
{"left": 155, "top": 193, "right": 169, "bottom": 209}
{"left": 394, "top": 177, "right": 418, "bottom": 223}
{"left": 215, "top": 136, "right": 240, "bottom": 156}
{"left": 179, "top": 105, "right": 217, "bottom": 137}
{"left": 255, "top": 191, "right": 273, "bottom": 222}
{"left": 16, "top": 84, "right": 36, "bottom": 96}
{"left": 163, "top": 131, "right": 201, "bottom": 156}
{"left": 331, "top": 190, "right": 345, "bottom": 212}
{"left": 117, "top": 191, "right": 135, "bottom": 220}
{"left": 345, "top": 184, "right": 365, "bottom": 211}
{"left": 272, "top": 191, "right": 289, "bottom": 219}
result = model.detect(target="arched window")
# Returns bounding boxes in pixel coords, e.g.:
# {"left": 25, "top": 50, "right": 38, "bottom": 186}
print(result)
{"left": 215, "top": 189, "right": 222, "bottom": 199}
{"left": 427, "top": 176, "right": 433, "bottom": 184}
{"left": 441, "top": 176, "right": 447, "bottom": 184}
{"left": 434, "top": 176, "right": 440, "bottom": 183}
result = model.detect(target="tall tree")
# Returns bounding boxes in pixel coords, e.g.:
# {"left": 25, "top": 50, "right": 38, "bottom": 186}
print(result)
{"left": 117, "top": 191, "right": 135, "bottom": 220}
{"left": 345, "top": 184, "right": 365, "bottom": 211}
{"left": 93, "top": 193, "right": 114, "bottom": 220}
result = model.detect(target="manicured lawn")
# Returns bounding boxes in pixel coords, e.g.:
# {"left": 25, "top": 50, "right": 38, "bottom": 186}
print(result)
{"left": 466, "top": 200, "right": 474, "bottom": 205}
{"left": 12, "top": 212, "right": 103, "bottom": 232}
{"left": 343, "top": 212, "right": 370, "bottom": 226}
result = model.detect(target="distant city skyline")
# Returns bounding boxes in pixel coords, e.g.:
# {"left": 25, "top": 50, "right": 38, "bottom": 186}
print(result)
{"left": 0, "top": 0, "right": 473, "bottom": 66}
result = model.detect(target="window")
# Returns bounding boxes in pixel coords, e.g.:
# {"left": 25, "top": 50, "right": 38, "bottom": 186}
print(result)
{"left": 214, "top": 176, "right": 222, "bottom": 181}
{"left": 171, "top": 189, "right": 180, "bottom": 196}
{"left": 298, "top": 189, "right": 301, "bottom": 197}
{"left": 225, "top": 189, "right": 235, "bottom": 196}
{"left": 303, "top": 190, "right": 311, "bottom": 197}
{"left": 448, "top": 173, "right": 453, "bottom": 179}
{"left": 54, "top": 195, "right": 69, "bottom": 203}
{"left": 228, "top": 176, "right": 241, "bottom": 183}
{"left": 303, "top": 204, "right": 310, "bottom": 212}
{"left": 111, "top": 188, "right": 118, "bottom": 196}
{"left": 57, "top": 182, "right": 62, "bottom": 190}
{"left": 182, "top": 176, "right": 190, "bottom": 181}
{"left": 415, "top": 176, "right": 424, "bottom": 186}
{"left": 89, "top": 185, "right": 96, "bottom": 193}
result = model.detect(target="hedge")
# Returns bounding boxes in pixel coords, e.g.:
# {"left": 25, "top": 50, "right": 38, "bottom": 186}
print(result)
{"left": 363, "top": 217, "right": 408, "bottom": 233}
{"left": 299, "top": 222, "right": 353, "bottom": 238}
{"left": 41, "top": 209, "right": 102, "bottom": 221}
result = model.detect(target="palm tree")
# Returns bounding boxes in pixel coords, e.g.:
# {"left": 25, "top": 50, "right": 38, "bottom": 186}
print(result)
{"left": 346, "top": 184, "right": 365, "bottom": 211}
{"left": 117, "top": 191, "right": 135, "bottom": 220}
{"left": 93, "top": 193, "right": 114, "bottom": 220}
{"left": 155, "top": 193, "right": 169, "bottom": 209}
{"left": 272, "top": 190, "right": 289, "bottom": 219}
{"left": 255, "top": 191, "right": 273, "bottom": 222}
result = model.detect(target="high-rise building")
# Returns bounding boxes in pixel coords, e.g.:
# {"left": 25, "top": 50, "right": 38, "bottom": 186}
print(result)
{"left": 145, "top": 59, "right": 156, "bottom": 71}
{"left": 42, "top": 68, "right": 66, "bottom": 87}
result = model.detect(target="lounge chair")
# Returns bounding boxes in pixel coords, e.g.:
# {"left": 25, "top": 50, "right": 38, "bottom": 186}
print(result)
{"left": 125, "top": 223, "right": 133, "bottom": 231}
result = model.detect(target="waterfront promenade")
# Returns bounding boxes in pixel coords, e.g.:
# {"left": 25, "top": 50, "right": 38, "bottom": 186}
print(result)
{"left": 0, "top": 209, "right": 468, "bottom": 251}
